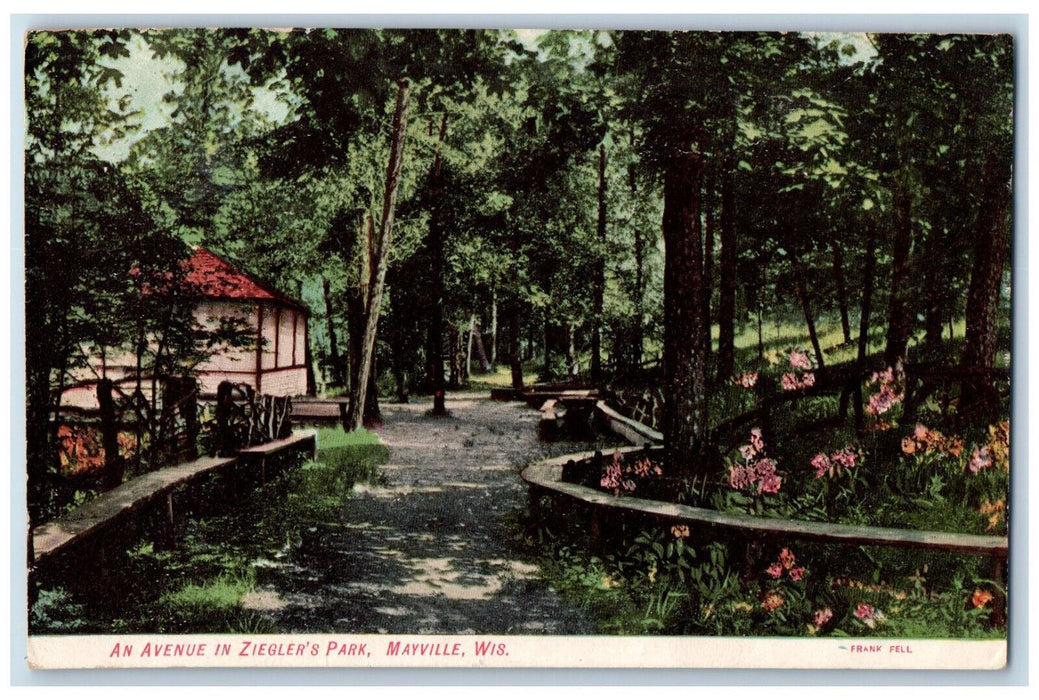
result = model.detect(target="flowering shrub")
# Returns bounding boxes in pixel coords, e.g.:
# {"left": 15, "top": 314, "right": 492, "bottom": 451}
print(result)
{"left": 978, "top": 499, "right": 1005, "bottom": 531}
{"left": 901, "top": 423, "right": 964, "bottom": 458}
{"left": 765, "top": 547, "right": 804, "bottom": 581}
{"left": 811, "top": 446, "right": 861, "bottom": 479}
{"left": 57, "top": 425, "right": 137, "bottom": 475}
{"left": 865, "top": 362, "right": 905, "bottom": 416}
{"left": 781, "top": 349, "right": 816, "bottom": 392}
{"left": 761, "top": 590, "right": 785, "bottom": 612}
{"left": 781, "top": 372, "right": 816, "bottom": 391}
{"left": 853, "top": 603, "right": 885, "bottom": 629}
{"left": 728, "top": 428, "right": 782, "bottom": 495}
{"left": 971, "top": 589, "right": 994, "bottom": 609}
{"left": 732, "top": 372, "right": 758, "bottom": 389}
{"left": 789, "top": 350, "right": 813, "bottom": 370}
{"left": 600, "top": 451, "right": 661, "bottom": 496}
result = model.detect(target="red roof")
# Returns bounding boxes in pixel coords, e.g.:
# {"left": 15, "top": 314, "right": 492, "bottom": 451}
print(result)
{"left": 182, "top": 248, "right": 309, "bottom": 314}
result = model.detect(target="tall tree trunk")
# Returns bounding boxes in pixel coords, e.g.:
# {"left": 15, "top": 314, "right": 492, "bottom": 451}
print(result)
{"left": 961, "top": 154, "right": 1012, "bottom": 413}
{"left": 542, "top": 311, "right": 552, "bottom": 381}
{"left": 629, "top": 129, "right": 645, "bottom": 373}
{"left": 346, "top": 80, "right": 409, "bottom": 432}
{"left": 322, "top": 277, "right": 347, "bottom": 388}
{"left": 590, "top": 142, "right": 607, "bottom": 381}
{"left": 791, "top": 254, "right": 825, "bottom": 369}
{"left": 489, "top": 288, "right": 498, "bottom": 366}
{"left": 703, "top": 167, "right": 715, "bottom": 361}
{"left": 471, "top": 317, "right": 490, "bottom": 372}
{"left": 832, "top": 244, "right": 852, "bottom": 345}
{"left": 466, "top": 314, "right": 475, "bottom": 377}
{"left": 757, "top": 267, "right": 766, "bottom": 362}
{"left": 716, "top": 156, "right": 737, "bottom": 382}
{"left": 661, "top": 139, "right": 710, "bottom": 477}
{"left": 508, "top": 302, "right": 523, "bottom": 389}
{"left": 884, "top": 187, "right": 913, "bottom": 365}
{"left": 425, "top": 113, "right": 449, "bottom": 415}
{"left": 448, "top": 324, "right": 462, "bottom": 389}
{"left": 566, "top": 321, "right": 578, "bottom": 377}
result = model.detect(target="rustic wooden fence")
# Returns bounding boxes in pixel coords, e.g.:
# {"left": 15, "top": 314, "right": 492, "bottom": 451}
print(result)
{"left": 522, "top": 389, "right": 1010, "bottom": 625}
{"left": 213, "top": 381, "right": 293, "bottom": 457}
{"left": 95, "top": 376, "right": 201, "bottom": 490}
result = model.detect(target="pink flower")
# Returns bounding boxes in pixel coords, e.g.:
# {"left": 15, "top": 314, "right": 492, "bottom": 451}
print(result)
{"left": 854, "top": 603, "right": 884, "bottom": 628}
{"left": 728, "top": 464, "right": 753, "bottom": 490}
{"left": 790, "top": 350, "right": 812, "bottom": 370}
{"left": 968, "top": 446, "right": 994, "bottom": 474}
{"left": 814, "top": 607, "right": 833, "bottom": 627}
{"left": 789, "top": 567, "right": 805, "bottom": 581}
{"left": 811, "top": 453, "right": 832, "bottom": 478}
{"left": 750, "top": 428, "right": 765, "bottom": 453}
{"left": 802, "top": 372, "right": 815, "bottom": 387}
{"left": 767, "top": 562, "right": 783, "bottom": 578}
{"left": 781, "top": 373, "right": 799, "bottom": 391}
{"left": 831, "top": 448, "right": 858, "bottom": 468}
{"left": 758, "top": 472, "right": 782, "bottom": 494}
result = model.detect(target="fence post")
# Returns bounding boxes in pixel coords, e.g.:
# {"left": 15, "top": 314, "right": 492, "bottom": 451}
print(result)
{"left": 97, "top": 379, "right": 125, "bottom": 491}
{"left": 215, "top": 381, "right": 235, "bottom": 457}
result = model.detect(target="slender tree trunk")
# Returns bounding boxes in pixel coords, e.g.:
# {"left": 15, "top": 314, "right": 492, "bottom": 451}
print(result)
{"left": 347, "top": 80, "right": 409, "bottom": 432}
{"left": 792, "top": 254, "right": 825, "bottom": 370}
{"left": 661, "top": 138, "right": 710, "bottom": 477}
{"left": 489, "top": 288, "right": 498, "bottom": 366}
{"left": 542, "top": 312, "right": 552, "bottom": 381}
{"left": 509, "top": 303, "right": 523, "bottom": 389}
{"left": 757, "top": 267, "right": 766, "bottom": 362}
{"left": 832, "top": 244, "right": 852, "bottom": 345}
{"left": 885, "top": 187, "right": 913, "bottom": 365}
{"left": 448, "top": 324, "right": 461, "bottom": 388}
{"left": 424, "top": 113, "right": 449, "bottom": 416}
{"left": 629, "top": 128, "right": 646, "bottom": 373}
{"left": 590, "top": 142, "right": 607, "bottom": 381}
{"left": 703, "top": 168, "right": 715, "bottom": 359}
{"left": 716, "top": 156, "right": 737, "bottom": 382}
{"left": 961, "top": 154, "right": 1012, "bottom": 413}
{"left": 471, "top": 317, "right": 490, "bottom": 372}
{"left": 566, "top": 321, "right": 578, "bottom": 377}
{"left": 322, "top": 277, "right": 347, "bottom": 388}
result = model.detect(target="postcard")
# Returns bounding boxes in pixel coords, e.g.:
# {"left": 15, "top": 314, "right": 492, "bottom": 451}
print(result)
{"left": 22, "top": 24, "right": 1012, "bottom": 671}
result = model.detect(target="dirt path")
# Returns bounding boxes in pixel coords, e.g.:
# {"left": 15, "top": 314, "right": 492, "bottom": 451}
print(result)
{"left": 245, "top": 393, "right": 598, "bottom": 634}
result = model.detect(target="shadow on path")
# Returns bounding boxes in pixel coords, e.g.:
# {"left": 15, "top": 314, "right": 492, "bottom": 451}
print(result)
{"left": 248, "top": 395, "right": 598, "bottom": 634}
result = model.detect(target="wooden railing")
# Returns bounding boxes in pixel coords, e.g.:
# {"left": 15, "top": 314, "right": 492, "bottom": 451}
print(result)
{"left": 213, "top": 381, "right": 293, "bottom": 457}
{"left": 521, "top": 390, "right": 1009, "bottom": 625}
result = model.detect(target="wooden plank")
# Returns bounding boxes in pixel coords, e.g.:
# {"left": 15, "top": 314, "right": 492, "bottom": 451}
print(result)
{"left": 33, "top": 429, "right": 319, "bottom": 565}
{"left": 239, "top": 429, "right": 317, "bottom": 456}
{"left": 521, "top": 453, "right": 1007, "bottom": 559}
{"left": 594, "top": 401, "right": 663, "bottom": 446}
{"left": 32, "top": 455, "right": 237, "bottom": 564}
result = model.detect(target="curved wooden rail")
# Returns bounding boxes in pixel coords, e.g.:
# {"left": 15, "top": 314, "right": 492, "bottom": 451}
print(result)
{"left": 521, "top": 450, "right": 1007, "bottom": 558}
